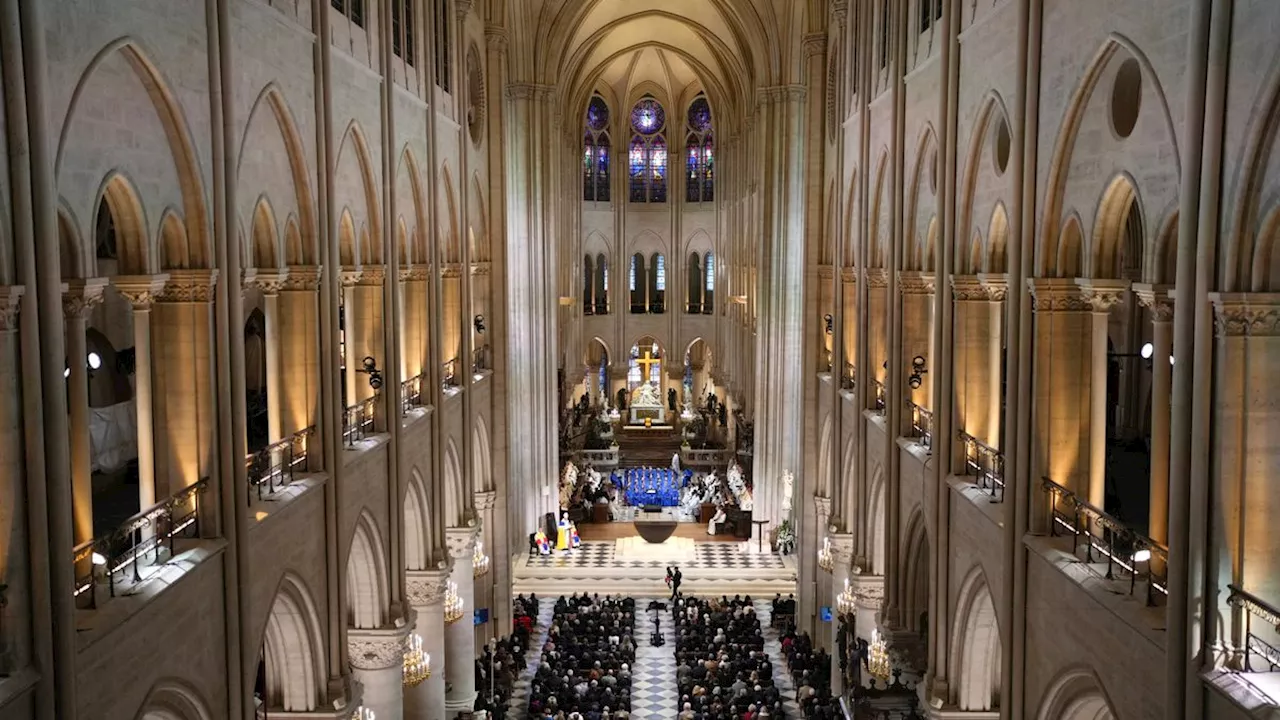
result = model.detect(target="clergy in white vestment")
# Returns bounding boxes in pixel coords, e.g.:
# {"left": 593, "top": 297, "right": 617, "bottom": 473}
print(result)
{"left": 708, "top": 505, "right": 726, "bottom": 535}
{"left": 671, "top": 452, "right": 681, "bottom": 473}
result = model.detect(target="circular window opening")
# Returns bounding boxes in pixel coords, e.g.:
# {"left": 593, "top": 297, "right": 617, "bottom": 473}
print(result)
{"left": 991, "top": 115, "right": 1011, "bottom": 176}
{"left": 1111, "top": 57, "right": 1142, "bottom": 139}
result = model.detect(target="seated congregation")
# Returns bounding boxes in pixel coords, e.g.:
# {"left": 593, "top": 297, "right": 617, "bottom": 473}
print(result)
{"left": 777, "top": 619, "right": 837, "bottom": 719}
{"left": 529, "top": 594, "right": 637, "bottom": 719}
{"left": 672, "top": 595, "right": 783, "bottom": 719}
{"left": 473, "top": 594, "right": 541, "bottom": 719}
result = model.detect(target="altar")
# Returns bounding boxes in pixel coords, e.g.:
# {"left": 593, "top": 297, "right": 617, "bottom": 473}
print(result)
{"left": 627, "top": 379, "right": 666, "bottom": 425}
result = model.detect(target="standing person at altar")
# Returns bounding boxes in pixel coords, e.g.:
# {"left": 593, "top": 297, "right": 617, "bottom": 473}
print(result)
{"left": 671, "top": 452, "right": 681, "bottom": 474}
{"left": 557, "top": 512, "right": 572, "bottom": 554}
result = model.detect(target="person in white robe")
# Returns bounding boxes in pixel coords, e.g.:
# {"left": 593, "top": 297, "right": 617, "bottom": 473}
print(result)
{"left": 708, "top": 505, "right": 727, "bottom": 535}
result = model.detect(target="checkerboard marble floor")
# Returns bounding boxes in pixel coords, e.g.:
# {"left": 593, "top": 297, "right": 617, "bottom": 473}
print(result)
{"left": 506, "top": 599, "right": 554, "bottom": 720}
{"left": 756, "top": 598, "right": 804, "bottom": 719}
{"left": 630, "top": 598, "right": 678, "bottom": 719}
{"left": 525, "top": 542, "right": 786, "bottom": 571}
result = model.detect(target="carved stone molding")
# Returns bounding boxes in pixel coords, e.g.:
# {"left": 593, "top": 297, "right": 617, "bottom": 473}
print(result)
{"left": 505, "top": 83, "right": 554, "bottom": 102}
{"left": 0, "top": 285, "right": 24, "bottom": 331}
{"left": 242, "top": 268, "right": 289, "bottom": 297}
{"left": 114, "top": 274, "right": 171, "bottom": 310}
{"left": 340, "top": 267, "right": 364, "bottom": 287}
{"left": 813, "top": 495, "right": 832, "bottom": 519}
{"left": 455, "top": 0, "right": 473, "bottom": 21}
{"left": 357, "top": 266, "right": 386, "bottom": 287}
{"left": 1027, "top": 277, "right": 1090, "bottom": 313}
{"left": 865, "top": 268, "right": 889, "bottom": 289}
{"left": 1210, "top": 293, "right": 1280, "bottom": 337}
{"left": 831, "top": 0, "right": 848, "bottom": 24}
{"left": 1133, "top": 283, "right": 1175, "bottom": 322}
{"left": 474, "top": 490, "right": 496, "bottom": 512}
{"left": 854, "top": 584, "right": 885, "bottom": 610}
{"left": 347, "top": 627, "right": 409, "bottom": 671}
{"left": 62, "top": 277, "right": 110, "bottom": 318}
{"left": 840, "top": 267, "right": 857, "bottom": 283}
{"left": 440, "top": 263, "right": 464, "bottom": 279}
{"left": 950, "top": 275, "right": 986, "bottom": 301}
{"left": 803, "top": 33, "right": 827, "bottom": 58}
{"left": 977, "top": 273, "right": 1009, "bottom": 301}
{"left": 829, "top": 533, "right": 855, "bottom": 565}
{"left": 282, "top": 265, "right": 323, "bottom": 291}
{"left": 756, "top": 84, "right": 808, "bottom": 105}
{"left": 401, "top": 266, "right": 430, "bottom": 282}
{"left": 484, "top": 25, "right": 509, "bottom": 54}
{"left": 1077, "top": 279, "right": 1130, "bottom": 313}
{"left": 445, "top": 526, "right": 478, "bottom": 559}
{"left": 470, "top": 262, "right": 491, "bottom": 277}
{"left": 406, "top": 569, "right": 452, "bottom": 607}
{"left": 157, "top": 269, "right": 219, "bottom": 303}
{"left": 898, "top": 271, "right": 935, "bottom": 296}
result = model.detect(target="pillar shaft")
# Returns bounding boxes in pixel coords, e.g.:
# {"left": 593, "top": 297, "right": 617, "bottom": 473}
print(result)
{"left": 1079, "top": 279, "right": 1128, "bottom": 509}
{"left": 348, "top": 628, "right": 410, "bottom": 719}
{"left": 1135, "top": 284, "right": 1174, "bottom": 550}
{"left": 445, "top": 528, "right": 478, "bottom": 717}
{"left": 279, "top": 267, "right": 323, "bottom": 441}
{"left": 62, "top": 280, "right": 107, "bottom": 544}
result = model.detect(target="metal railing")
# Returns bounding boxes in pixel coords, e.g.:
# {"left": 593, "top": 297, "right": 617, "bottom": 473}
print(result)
{"left": 73, "top": 478, "right": 209, "bottom": 608}
{"left": 1042, "top": 477, "right": 1169, "bottom": 605}
{"left": 246, "top": 427, "right": 314, "bottom": 503}
{"left": 1228, "top": 585, "right": 1280, "bottom": 672}
{"left": 472, "top": 345, "right": 490, "bottom": 373}
{"left": 841, "top": 365, "right": 856, "bottom": 392}
{"left": 402, "top": 373, "right": 425, "bottom": 414}
{"left": 905, "top": 400, "right": 933, "bottom": 449}
{"left": 442, "top": 359, "right": 458, "bottom": 389}
{"left": 871, "top": 379, "right": 886, "bottom": 413}
{"left": 343, "top": 397, "right": 377, "bottom": 446}
{"left": 958, "top": 431, "right": 1004, "bottom": 501}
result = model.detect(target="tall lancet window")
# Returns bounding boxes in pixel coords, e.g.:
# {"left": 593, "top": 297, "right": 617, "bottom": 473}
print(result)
{"left": 685, "top": 95, "right": 715, "bottom": 203}
{"left": 583, "top": 95, "right": 611, "bottom": 202}
{"left": 628, "top": 96, "right": 668, "bottom": 203}
{"left": 703, "top": 252, "right": 715, "bottom": 314}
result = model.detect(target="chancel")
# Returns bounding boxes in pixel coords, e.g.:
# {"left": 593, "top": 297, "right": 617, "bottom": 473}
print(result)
{"left": 0, "top": 1, "right": 1275, "bottom": 720}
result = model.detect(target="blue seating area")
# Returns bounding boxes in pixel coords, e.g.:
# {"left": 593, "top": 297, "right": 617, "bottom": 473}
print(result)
{"left": 618, "top": 467, "right": 690, "bottom": 507}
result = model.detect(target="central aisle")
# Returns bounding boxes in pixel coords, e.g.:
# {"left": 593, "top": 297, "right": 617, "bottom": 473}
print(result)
{"left": 630, "top": 597, "right": 678, "bottom": 718}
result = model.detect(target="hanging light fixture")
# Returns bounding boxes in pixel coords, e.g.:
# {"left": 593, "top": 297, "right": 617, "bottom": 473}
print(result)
{"left": 868, "top": 629, "right": 891, "bottom": 681}
{"left": 836, "top": 578, "right": 857, "bottom": 616}
{"left": 817, "top": 537, "right": 834, "bottom": 573}
{"left": 473, "top": 540, "right": 491, "bottom": 578}
{"left": 444, "top": 580, "right": 465, "bottom": 624}
{"left": 403, "top": 633, "right": 431, "bottom": 687}
{"left": 352, "top": 706, "right": 376, "bottom": 720}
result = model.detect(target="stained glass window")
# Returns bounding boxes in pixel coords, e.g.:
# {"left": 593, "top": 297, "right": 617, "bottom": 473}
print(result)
{"left": 705, "top": 253, "right": 715, "bottom": 291}
{"left": 583, "top": 95, "right": 611, "bottom": 202}
{"left": 629, "top": 255, "right": 638, "bottom": 291}
{"left": 656, "top": 254, "right": 666, "bottom": 291}
{"left": 626, "top": 96, "right": 667, "bottom": 203}
{"left": 685, "top": 95, "right": 715, "bottom": 203}
{"left": 631, "top": 99, "right": 666, "bottom": 134}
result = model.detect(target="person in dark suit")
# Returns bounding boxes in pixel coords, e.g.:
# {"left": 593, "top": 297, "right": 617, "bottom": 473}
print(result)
{"left": 671, "top": 566, "right": 683, "bottom": 599}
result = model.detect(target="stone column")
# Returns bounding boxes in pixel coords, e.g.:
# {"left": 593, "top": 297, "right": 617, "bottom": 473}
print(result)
{"left": 473, "top": 490, "right": 497, "bottom": 647}
{"left": 401, "top": 267, "right": 430, "bottom": 386}
{"left": 978, "top": 275, "right": 1009, "bottom": 449}
{"left": 62, "top": 278, "right": 108, "bottom": 545}
{"left": 406, "top": 569, "right": 452, "bottom": 720}
{"left": 341, "top": 268, "right": 363, "bottom": 408}
{"left": 828, "top": 533, "right": 854, "bottom": 695}
{"left": 279, "top": 267, "right": 323, "bottom": 444}
{"left": 898, "top": 272, "right": 935, "bottom": 428}
{"left": 244, "top": 270, "right": 290, "bottom": 444}
{"left": 356, "top": 267, "right": 387, "bottom": 408}
{"left": 866, "top": 270, "right": 890, "bottom": 401}
{"left": 444, "top": 526, "right": 478, "bottom": 717}
{"left": 348, "top": 624, "right": 411, "bottom": 719}
{"left": 153, "top": 270, "right": 219, "bottom": 498}
{"left": 1134, "top": 284, "right": 1174, "bottom": 555}
{"left": 114, "top": 275, "right": 170, "bottom": 520}
{"left": 1078, "top": 279, "right": 1128, "bottom": 509}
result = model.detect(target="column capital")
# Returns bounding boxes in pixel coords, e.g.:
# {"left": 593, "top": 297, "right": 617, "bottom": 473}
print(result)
{"left": 865, "top": 268, "right": 889, "bottom": 289}
{"left": 812, "top": 494, "right": 832, "bottom": 519}
{"left": 440, "top": 263, "right": 464, "bottom": 279}
{"left": 829, "top": 533, "right": 855, "bottom": 565}
{"left": 950, "top": 275, "right": 986, "bottom": 301}
{"left": 505, "top": 82, "right": 554, "bottom": 102}
{"left": 1026, "top": 277, "right": 1089, "bottom": 313}
{"left": 445, "top": 525, "right": 479, "bottom": 558}
{"left": 113, "top": 274, "right": 171, "bottom": 310}
{"left": 474, "top": 489, "right": 497, "bottom": 512}
{"left": 357, "top": 266, "right": 386, "bottom": 287}
{"left": 340, "top": 267, "right": 364, "bottom": 287}
{"left": 347, "top": 625, "right": 411, "bottom": 670}
{"left": 1209, "top": 292, "right": 1280, "bottom": 337}
{"left": 400, "top": 265, "right": 430, "bottom": 282}
{"left": 484, "top": 25, "right": 510, "bottom": 54}
{"left": 840, "top": 267, "right": 857, "bottom": 283}
{"left": 62, "top": 277, "right": 110, "bottom": 318}
{"left": 976, "top": 273, "right": 1009, "bottom": 301}
{"left": 0, "top": 285, "right": 23, "bottom": 331}
{"left": 756, "top": 84, "right": 807, "bottom": 105}
{"left": 455, "top": 0, "right": 473, "bottom": 21}
{"left": 157, "top": 269, "right": 219, "bottom": 303}
{"left": 831, "top": 0, "right": 848, "bottom": 24}
{"left": 1133, "top": 283, "right": 1175, "bottom": 321}
{"left": 1076, "top": 278, "right": 1130, "bottom": 313}
{"left": 406, "top": 568, "right": 453, "bottom": 607}
{"left": 281, "top": 265, "right": 324, "bottom": 291}
{"left": 898, "top": 271, "right": 935, "bottom": 296}
{"left": 242, "top": 268, "right": 290, "bottom": 296}
{"left": 803, "top": 33, "right": 827, "bottom": 58}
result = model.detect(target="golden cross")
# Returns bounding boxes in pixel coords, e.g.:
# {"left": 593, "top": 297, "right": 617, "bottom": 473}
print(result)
{"left": 636, "top": 350, "right": 660, "bottom": 379}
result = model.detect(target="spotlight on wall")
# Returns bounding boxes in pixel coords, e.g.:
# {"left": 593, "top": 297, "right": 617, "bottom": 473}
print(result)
{"left": 1140, "top": 342, "right": 1154, "bottom": 360}
{"left": 91, "top": 552, "right": 107, "bottom": 566}
{"left": 823, "top": 314, "right": 834, "bottom": 335}
{"left": 1133, "top": 548, "right": 1152, "bottom": 563}
{"left": 908, "top": 355, "right": 929, "bottom": 390}
{"left": 358, "top": 356, "right": 384, "bottom": 390}
{"left": 474, "top": 314, "right": 486, "bottom": 334}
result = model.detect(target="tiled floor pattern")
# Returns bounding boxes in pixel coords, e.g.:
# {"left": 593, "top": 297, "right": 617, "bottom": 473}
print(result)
{"left": 756, "top": 599, "right": 804, "bottom": 719}
{"left": 506, "top": 598, "right": 554, "bottom": 720}
{"left": 630, "top": 597, "right": 678, "bottom": 719}
{"left": 525, "top": 542, "right": 786, "bottom": 571}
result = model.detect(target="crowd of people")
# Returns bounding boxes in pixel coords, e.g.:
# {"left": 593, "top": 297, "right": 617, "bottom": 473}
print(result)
{"left": 528, "top": 593, "right": 636, "bottom": 720}
{"left": 672, "top": 594, "right": 784, "bottom": 719}
{"left": 778, "top": 618, "right": 837, "bottom": 719}
{"left": 473, "top": 594, "right": 541, "bottom": 720}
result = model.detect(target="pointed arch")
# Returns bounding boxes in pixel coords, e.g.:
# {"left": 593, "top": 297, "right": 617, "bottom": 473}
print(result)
{"left": 96, "top": 172, "right": 150, "bottom": 275}
{"left": 948, "top": 566, "right": 1002, "bottom": 712}
{"left": 283, "top": 215, "right": 303, "bottom": 267}
{"left": 334, "top": 121, "right": 382, "bottom": 266}
{"left": 843, "top": 173, "right": 859, "bottom": 267}
{"left": 56, "top": 39, "right": 210, "bottom": 269}
{"left": 58, "top": 200, "right": 84, "bottom": 280}
{"left": 238, "top": 83, "right": 317, "bottom": 266}
{"left": 987, "top": 202, "right": 1010, "bottom": 274}
{"left": 1058, "top": 214, "right": 1085, "bottom": 278}
{"left": 1090, "top": 174, "right": 1144, "bottom": 279}
{"left": 135, "top": 679, "right": 214, "bottom": 720}
{"left": 470, "top": 174, "right": 490, "bottom": 262}
{"left": 957, "top": 90, "right": 1013, "bottom": 275}
{"left": 473, "top": 415, "right": 493, "bottom": 492}
{"left": 870, "top": 149, "right": 890, "bottom": 267}
{"left": 817, "top": 414, "right": 833, "bottom": 498}
{"left": 906, "top": 123, "right": 939, "bottom": 271}
{"left": 346, "top": 510, "right": 390, "bottom": 630}
{"left": 404, "top": 467, "right": 433, "bottom": 571}
{"left": 157, "top": 208, "right": 189, "bottom": 272}
{"left": 258, "top": 573, "right": 325, "bottom": 712}
{"left": 397, "top": 146, "right": 428, "bottom": 266}
{"left": 901, "top": 509, "right": 930, "bottom": 634}
{"left": 443, "top": 437, "right": 465, "bottom": 526}
{"left": 250, "top": 196, "right": 279, "bottom": 269}
{"left": 439, "top": 164, "right": 461, "bottom": 264}
{"left": 338, "top": 208, "right": 357, "bottom": 267}
{"left": 867, "top": 463, "right": 886, "bottom": 574}
{"left": 1035, "top": 667, "right": 1118, "bottom": 720}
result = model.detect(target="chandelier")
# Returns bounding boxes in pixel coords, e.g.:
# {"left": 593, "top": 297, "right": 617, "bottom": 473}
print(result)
{"left": 444, "top": 580, "right": 465, "bottom": 624}
{"left": 836, "top": 578, "right": 857, "bottom": 616}
{"left": 473, "top": 540, "right": 491, "bottom": 578}
{"left": 868, "top": 629, "right": 891, "bottom": 681}
{"left": 403, "top": 633, "right": 431, "bottom": 687}
{"left": 817, "top": 537, "right": 834, "bottom": 573}
{"left": 352, "top": 707, "right": 375, "bottom": 720}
